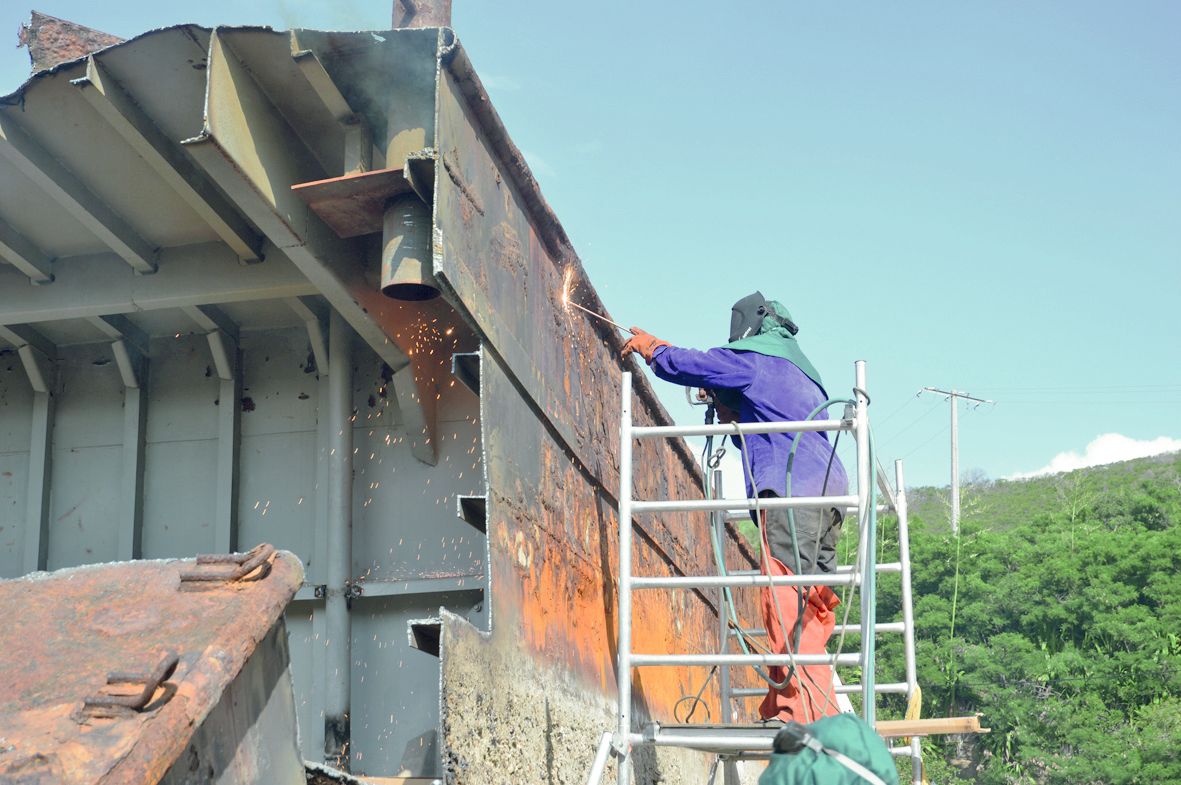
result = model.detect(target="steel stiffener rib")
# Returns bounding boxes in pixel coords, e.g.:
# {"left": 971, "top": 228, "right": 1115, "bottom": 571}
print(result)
{"left": 0, "top": 112, "right": 157, "bottom": 273}
{"left": 0, "top": 217, "right": 53, "bottom": 283}
{"left": 72, "top": 57, "right": 263, "bottom": 262}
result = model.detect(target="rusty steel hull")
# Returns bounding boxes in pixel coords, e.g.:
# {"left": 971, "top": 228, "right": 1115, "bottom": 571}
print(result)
{"left": 432, "top": 36, "right": 763, "bottom": 782}
{"left": 0, "top": 20, "right": 763, "bottom": 783}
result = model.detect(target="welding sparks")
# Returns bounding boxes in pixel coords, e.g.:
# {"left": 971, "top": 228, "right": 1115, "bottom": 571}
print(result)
{"left": 559, "top": 266, "right": 629, "bottom": 332}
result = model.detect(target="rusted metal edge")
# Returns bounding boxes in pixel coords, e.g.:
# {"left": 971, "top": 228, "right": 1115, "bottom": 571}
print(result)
{"left": 105, "top": 552, "right": 304, "bottom": 784}
{"left": 438, "top": 33, "right": 699, "bottom": 476}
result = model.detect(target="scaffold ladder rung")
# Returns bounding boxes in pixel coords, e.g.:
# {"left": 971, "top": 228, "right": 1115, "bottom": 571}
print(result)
{"left": 585, "top": 362, "right": 924, "bottom": 785}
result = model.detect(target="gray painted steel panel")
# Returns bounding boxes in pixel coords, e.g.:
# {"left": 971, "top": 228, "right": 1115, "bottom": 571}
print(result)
{"left": 45, "top": 345, "right": 125, "bottom": 569}
{"left": 348, "top": 591, "right": 483, "bottom": 778}
{"left": 0, "top": 359, "right": 33, "bottom": 576}
{"left": 350, "top": 351, "right": 485, "bottom": 584}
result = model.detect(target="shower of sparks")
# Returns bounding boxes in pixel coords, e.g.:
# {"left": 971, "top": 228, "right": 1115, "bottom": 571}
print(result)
{"left": 559, "top": 266, "right": 629, "bottom": 332}
{"left": 560, "top": 267, "right": 574, "bottom": 308}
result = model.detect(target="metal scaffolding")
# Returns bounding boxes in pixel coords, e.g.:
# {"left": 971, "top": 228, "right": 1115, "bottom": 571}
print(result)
{"left": 587, "top": 360, "right": 923, "bottom": 785}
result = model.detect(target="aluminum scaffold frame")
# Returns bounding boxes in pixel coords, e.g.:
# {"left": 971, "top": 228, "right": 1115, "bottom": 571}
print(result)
{"left": 585, "top": 361, "right": 924, "bottom": 785}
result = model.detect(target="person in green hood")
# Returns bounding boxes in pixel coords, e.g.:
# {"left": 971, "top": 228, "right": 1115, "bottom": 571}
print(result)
{"left": 623, "top": 291, "right": 849, "bottom": 724}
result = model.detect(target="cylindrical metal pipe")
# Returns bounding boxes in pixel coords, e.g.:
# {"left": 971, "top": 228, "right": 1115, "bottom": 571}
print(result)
{"left": 724, "top": 562, "right": 901, "bottom": 577}
{"left": 896, "top": 459, "right": 924, "bottom": 784}
{"left": 324, "top": 310, "right": 354, "bottom": 767}
{"left": 381, "top": 194, "right": 438, "bottom": 301}
{"left": 631, "top": 419, "right": 850, "bottom": 438}
{"left": 616, "top": 372, "right": 634, "bottom": 785}
{"left": 855, "top": 360, "right": 876, "bottom": 725}
{"left": 585, "top": 731, "right": 614, "bottom": 785}
{"left": 632, "top": 573, "right": 860, "bottom": 590}
{"left": 950, "top": 389, "right": 960, "bottom": 534}
{"left": 630, "top": 494, "right": 858, "bottom": 514}
{"left": 630, "top": 652, "right": 862, "bottom": 667}
{"left": 712, "top": 468, "right": 733, "bottom": 725}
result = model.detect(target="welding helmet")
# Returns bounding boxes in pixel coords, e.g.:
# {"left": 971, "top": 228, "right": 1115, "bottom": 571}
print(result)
{"left": 729, "top": 291, "right": 798, "bottom": 343}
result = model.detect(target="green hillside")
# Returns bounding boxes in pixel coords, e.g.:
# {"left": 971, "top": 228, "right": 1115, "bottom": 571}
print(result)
{"left": 905, "top": 451, "right": 1181, "bottom": 533}
{"left": 845, "top": 451, "right": 1181, "bottom": 784}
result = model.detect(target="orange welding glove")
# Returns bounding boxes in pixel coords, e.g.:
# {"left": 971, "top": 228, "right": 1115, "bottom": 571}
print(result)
{"left": 621, "top": 328, "right": 671, "bottom": 363}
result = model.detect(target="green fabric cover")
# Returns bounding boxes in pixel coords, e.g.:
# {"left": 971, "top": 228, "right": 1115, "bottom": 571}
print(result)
{"left": 723, "top": 300, "right": 826, "bottom": 395}
{"left": 758, "top": 714, "right": 900, "bottom": 785}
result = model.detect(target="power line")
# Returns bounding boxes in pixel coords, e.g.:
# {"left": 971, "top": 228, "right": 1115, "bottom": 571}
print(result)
{"left": 919, "top": 387, "right": 995, "bottom": 535}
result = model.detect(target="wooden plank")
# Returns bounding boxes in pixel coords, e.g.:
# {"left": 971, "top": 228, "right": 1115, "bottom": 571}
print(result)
{"left": 875, "top": 716, "right": 988, "bottom": 738}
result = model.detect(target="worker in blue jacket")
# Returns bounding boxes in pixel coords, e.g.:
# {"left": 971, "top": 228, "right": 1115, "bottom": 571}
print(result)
{"left": 622, "top": 292, "right": 848, "bottom": 723}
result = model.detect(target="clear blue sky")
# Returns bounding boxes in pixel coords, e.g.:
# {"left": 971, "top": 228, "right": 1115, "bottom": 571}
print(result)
{"left": 3, "top": 2, "right": 1179, "bottom": 488}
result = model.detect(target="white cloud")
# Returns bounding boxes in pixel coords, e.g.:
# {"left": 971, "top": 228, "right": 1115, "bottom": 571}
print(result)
{"left": 1007, "top": 433, "right": 1181, "bottom": 480}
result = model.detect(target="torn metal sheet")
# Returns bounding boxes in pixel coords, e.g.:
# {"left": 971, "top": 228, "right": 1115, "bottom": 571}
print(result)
{"left": 0, "top": 548, "right": 303, "bottom": 784}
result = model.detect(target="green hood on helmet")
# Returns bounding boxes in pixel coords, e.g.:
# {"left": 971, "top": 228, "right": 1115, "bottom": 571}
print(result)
{"left": 724, "top": 300, "right": 826, "bottom": 396}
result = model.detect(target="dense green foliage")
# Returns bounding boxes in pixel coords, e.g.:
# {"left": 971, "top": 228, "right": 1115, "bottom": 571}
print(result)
{"left": 857, "top": 452, "right": 1181, "bottom": 784}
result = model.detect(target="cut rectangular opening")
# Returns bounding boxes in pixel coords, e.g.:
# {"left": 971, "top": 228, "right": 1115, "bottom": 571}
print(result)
{"left": 450, "top": 351, "right": 480, "bottom": 396}
{"left": 408, "top": 619, "right": 442, "bottom": 657}
{"left": 457, "top": 495, "right": 487, "bottom": 533}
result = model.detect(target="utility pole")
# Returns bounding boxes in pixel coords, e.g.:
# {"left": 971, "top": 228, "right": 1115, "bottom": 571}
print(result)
{"left": 920, "top": 387, "right": 993, "bottom": 535}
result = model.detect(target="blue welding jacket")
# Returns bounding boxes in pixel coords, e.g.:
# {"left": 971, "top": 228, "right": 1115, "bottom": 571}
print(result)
{"left": 648, "top": 346, "right": 848, "bottom": 500}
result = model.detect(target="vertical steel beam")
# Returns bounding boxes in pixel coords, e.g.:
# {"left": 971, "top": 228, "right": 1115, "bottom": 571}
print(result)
{"left": 712, "top": 468, "right": 732, "bottom": 725}
{"left": 183, "top": 305, "right": 240, "bottom": 552}
{"left": 950, "top": 390, "right": 960, "bottom": 535}
{"left": 307, "top": 344, "right": 332, "bottom": 759}
{"left": 1, "top": 324, "right": 56, "bottom": 573}
{"left": 615, "top": 372, "right": 634, "bottom": 785}
{"left": 895, "top": 459, "right": 923, "bottom": 784}
{"left": 324, "top": 309, "right": 353, "bottom": 768}
{"left": 118, "top": 351, "right": 148, "bottom": 560}
{"left": 215, "top": 342, "right": 241, "bottom": 554}
{"left": 23, "top": 388, "right": 54, "bottom": 573}
{"left": 86, "top": 314, "right": 149, "bottom": 559}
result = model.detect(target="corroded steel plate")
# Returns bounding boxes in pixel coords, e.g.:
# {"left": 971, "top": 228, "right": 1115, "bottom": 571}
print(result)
{"left": 291, "top": 167, "right": 414, "bottom": 238}
{"left": 0, "top": 550, "right": 303, "bottom": 784}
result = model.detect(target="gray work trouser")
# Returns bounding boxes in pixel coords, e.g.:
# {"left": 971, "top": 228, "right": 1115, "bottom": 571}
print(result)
{"left": 757, "top": 491, "right": 844, "bottom": 575}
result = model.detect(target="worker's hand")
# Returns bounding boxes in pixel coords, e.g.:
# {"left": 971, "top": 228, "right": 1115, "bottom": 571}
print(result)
{"left": 621, "top": 328, "right": 671, "bottom": 363}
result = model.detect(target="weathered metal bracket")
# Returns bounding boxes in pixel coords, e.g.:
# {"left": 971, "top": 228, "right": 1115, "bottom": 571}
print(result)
{"left": 88, "top": 315, "right": 149, "bottom": 388}
{"left": 0, "top": 323, "right": 55, "bottom": 393}
{"left": 285, "top": 296, "right": 329, "bottom": 373}
{"left": 404, "top": 149, "right": 436, "bottom": 205}
{"left": 79, "top": 651, "right": 179, "bottom": 718}
{"left": 179, "top": 542, "right": 275, "bottom": 586}
{"left": 183, "top": 304, "right": 238, "bottom": 381}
